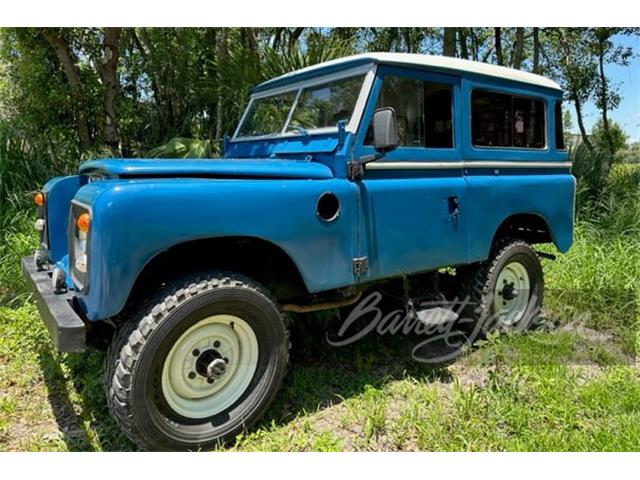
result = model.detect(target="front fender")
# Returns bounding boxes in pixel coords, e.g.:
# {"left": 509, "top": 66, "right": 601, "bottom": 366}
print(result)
{"left": 43, "top": 175, "right": 81, "bottom": 263}
{"left": 73, "top": 178, "right": 358, "bottom": 320}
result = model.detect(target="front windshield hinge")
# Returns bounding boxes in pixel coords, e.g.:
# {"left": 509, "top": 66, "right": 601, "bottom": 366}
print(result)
{"left": 347, "top": 153, "right": 383, "bottom": 181}
{"left": 222, "top": 134, "right": 229, "bottom": 156}
{"left": 347, "top": 161, "right": 365, "bottom": 181}
{"left": 337, "top": 120, "right": 346, "bottom": 148}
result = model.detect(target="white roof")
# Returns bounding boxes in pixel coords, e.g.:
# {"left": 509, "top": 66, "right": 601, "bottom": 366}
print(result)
{"left": 258, "top": 52, "right": 562, "bottom": 92}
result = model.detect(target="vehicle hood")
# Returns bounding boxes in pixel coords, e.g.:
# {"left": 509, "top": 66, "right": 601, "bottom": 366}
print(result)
{"left": 79, "top": 157, "right": 334, "bottom": 180}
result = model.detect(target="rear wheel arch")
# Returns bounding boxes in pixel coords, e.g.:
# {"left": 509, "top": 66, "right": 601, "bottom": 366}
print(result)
{"left": 491, "top": 213, "right": 555, "bottom": 250}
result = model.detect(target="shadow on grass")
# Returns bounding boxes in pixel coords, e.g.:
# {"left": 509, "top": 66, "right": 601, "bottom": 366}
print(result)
{"left": 252, "top": 315, "right": 455, "bottom": 432}
{"left": 35, "top": 314, "right": 456, "bottom": 451}
{"left": 37, "top": 348, "right": 135, "bottom": 451}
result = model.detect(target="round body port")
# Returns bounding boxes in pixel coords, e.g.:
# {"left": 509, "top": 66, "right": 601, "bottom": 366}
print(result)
{"left": 316, "top": 192, "right": 340, "bottom": 222}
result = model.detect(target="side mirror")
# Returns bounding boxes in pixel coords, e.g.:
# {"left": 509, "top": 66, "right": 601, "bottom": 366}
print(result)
{"left": 372, "top": 107, "right": 398, "bottom": 153}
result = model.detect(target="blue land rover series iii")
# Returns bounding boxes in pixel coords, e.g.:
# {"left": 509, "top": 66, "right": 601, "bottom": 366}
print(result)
{"left": 22, "top": 53, "right": 575, "bottom": 451}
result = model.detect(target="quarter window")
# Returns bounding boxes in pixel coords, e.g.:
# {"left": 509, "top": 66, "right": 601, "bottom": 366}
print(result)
{"left": 471, "top": 90, "right": 546, "bottom": 149}
{"left": 555, "top": 101, "right": 565, "bottom": 150}
{"left": 367, "top": 75, "right": 454, "bottom": 148}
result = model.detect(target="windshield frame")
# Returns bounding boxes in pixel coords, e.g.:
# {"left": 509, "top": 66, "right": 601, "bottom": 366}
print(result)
{"left": 232, "top": 64, "right": 376, "bottom": 142}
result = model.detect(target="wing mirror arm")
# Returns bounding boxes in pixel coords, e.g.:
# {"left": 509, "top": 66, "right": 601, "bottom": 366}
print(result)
{"left": 348, "top": 107, "right": 398, "bottom": 181}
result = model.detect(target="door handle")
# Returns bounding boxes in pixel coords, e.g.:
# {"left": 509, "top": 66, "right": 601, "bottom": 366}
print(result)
{"left": 448, "top": 196, "right": 460, "bottom": 218}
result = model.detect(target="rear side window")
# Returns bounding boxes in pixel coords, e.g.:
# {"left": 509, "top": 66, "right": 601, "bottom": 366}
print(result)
{"left": 555, "top": 101, "right": 565, "bottom": 150}
{"left": 367, "top": 75, "right": 454, "bottom": 148}
{"left": 471, "top": 90, "right": 546, "bottom": 149}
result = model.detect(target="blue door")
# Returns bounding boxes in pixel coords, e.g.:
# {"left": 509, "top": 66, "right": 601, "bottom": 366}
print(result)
{"left": 352, "top": 65, "right": 468, "bottom": 281}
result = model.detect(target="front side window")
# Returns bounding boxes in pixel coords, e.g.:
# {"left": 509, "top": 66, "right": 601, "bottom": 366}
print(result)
{"left": 236, "top": 74, "right": 366, "bottom": 138}
{"left": 472, "top": 90, "right": 546, "bottom": 149}
{"left": 367, "top": 75, "right": 454, "bottom": 148}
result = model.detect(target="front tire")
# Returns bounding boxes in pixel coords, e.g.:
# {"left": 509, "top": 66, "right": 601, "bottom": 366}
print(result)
{"left": 106, "top": 272, "right": 289, "bottom": 451}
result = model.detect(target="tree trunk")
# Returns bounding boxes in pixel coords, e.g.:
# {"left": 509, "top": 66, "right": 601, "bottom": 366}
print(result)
{"left": 41, "top": 28, "right": 92, "bottom": 151}
{"left": 470, "top": 29, "right": 480, "bottom": 61}
{"left": 512, "top": 27, "right": 524, "bottom": 69}
{"left": 288, "top": 27, "right": 305, "bottom": 50}
{"left": 271, "top": 27, "right": 284, "bottom": 50}
{"left": 458, "top": 28, "right": 469, "bottom": 59}
{"left": 494, "top": 27, "right": 503, "bottom": 65}
{"left": 131, "top": 29, "right": 161, "bottom": 106}
{"left": 215, "top": 29, "right": 227, "bottom": 141}
{"left": 243, "top": 28, "right": 258, "bottom": 52}
{"left": 98, "top": 28, "right": 122, "bottom": 154}
{"left": 532, "top": 27, "right": 540, "bottom": 73}
{"left": 443, "top": 28, "right": 456, "bottom": 57}
{"left": 597, "top": 37, "right": 614, "bottom": 155}
{"left": 574, "top": 98, "right": 594, "bottom": 151}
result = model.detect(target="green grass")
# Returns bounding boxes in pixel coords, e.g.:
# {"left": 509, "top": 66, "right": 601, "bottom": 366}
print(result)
{"left": 1, "top": 164, "right": 639, "bottom": 451}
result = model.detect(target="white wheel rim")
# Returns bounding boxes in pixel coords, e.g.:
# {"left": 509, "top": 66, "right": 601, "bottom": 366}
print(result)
{"left": 493, "top": 261, "right": 531, "bottom": 326}
{"left": 161, "top": 315, "right": 258, "bottom": 419}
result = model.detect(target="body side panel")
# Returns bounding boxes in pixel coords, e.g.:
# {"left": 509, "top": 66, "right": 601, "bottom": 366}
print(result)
{"left": 464, "top": 172, "right": 575, "bottom": 260}
{"left": 351, "top": 65, "right": 574, "bottom": 281}
{"left": 73, "top": 177, "right": 358, "bottom": 320}
{"left": 351, "top": 65, "right": 469, "bottom": 281}
{"left": 458, "top": 75, "right": 575, "bottom": 258}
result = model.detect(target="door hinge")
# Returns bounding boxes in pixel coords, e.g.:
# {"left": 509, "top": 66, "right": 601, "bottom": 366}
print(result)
{"left": 347, "top": 161, "right": 364, "bottom": 181}
{"left": 352, "top": 257, "right": 369, "bottom": 276}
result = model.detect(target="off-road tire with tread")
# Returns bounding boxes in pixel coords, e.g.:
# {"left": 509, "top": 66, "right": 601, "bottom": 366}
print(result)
{"left": 460, "top": 237, "right": 543, "bottom": 333}
{"left": 105, "top": 271, "right": 289, "bottom": 451}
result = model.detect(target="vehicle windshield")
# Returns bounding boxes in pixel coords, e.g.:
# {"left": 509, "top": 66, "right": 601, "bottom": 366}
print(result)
{"left": 236, "top": 74, "right": 365, "bottom": 138}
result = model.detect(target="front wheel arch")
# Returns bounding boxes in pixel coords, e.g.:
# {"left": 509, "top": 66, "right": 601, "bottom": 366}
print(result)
{"left": 121, "top": 236, "right": 311, "bottom": 319}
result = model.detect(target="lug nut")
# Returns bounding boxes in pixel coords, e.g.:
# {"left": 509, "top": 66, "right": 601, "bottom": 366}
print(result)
{"left": 213, "top": 341, "right": 221, "bottom": 348}
{"left": 192, "top": 349, "right": 200, "bottom": 357}
{"left": 207, "top": 378, "right": 214, "bottom": 384}
{"left": 188, "top": 372, "right": 196, "bottom": 379}
{"left": 223, "top": 357, "right": 229, "bottom": 364}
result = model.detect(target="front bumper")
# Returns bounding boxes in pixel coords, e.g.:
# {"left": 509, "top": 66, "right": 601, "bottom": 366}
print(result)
{"left": 21, "top": 256, "right": 86, "bottom": 352}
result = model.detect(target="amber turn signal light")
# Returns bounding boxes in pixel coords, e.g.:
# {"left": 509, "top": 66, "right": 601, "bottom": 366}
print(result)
{"left": 34, "top": 192, "right": 44, "bottom": 207}
{"left": 76, "top": 213, "right": 91, "bottom": 232}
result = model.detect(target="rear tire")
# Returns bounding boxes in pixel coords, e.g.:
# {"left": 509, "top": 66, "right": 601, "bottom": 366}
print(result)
{"left": 105, "top": 272, "right": 289, "bottom": 451}
{"left": 461, "top": 238, "right": 543, "bottom": 333}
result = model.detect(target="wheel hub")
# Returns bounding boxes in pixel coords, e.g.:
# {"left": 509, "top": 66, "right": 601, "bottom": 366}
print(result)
{"left": 195, "top": 349, "right": 227, "bottom": 379}
{"left": 161, "top": 314, "right": 258, "bottom": 419}
{"left": 501, "top": 282, "right": 518, "bottom": 301}
{"left": 493, "top": 261, "right": 530, "bottom": 325}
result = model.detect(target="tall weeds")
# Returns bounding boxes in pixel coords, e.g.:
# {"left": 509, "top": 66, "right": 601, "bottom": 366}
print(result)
{"left": 0, "top": 122, "right": 79, "bottom": 304}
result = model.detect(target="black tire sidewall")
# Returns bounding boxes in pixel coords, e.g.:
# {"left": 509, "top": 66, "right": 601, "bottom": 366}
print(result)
{"left": 129, "top": 284, "right": 287, "bottom": 450}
